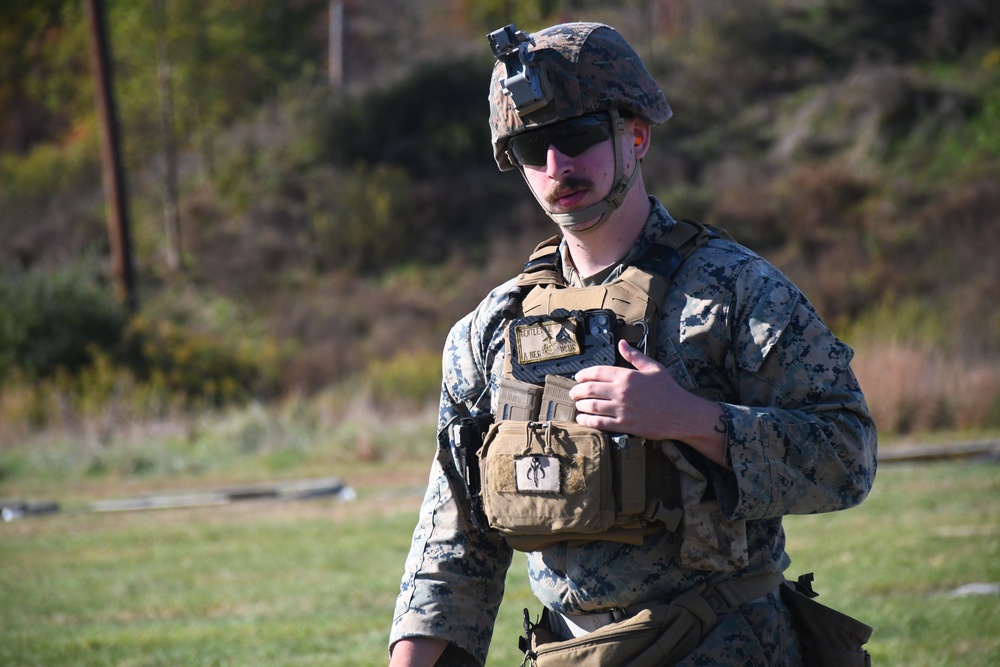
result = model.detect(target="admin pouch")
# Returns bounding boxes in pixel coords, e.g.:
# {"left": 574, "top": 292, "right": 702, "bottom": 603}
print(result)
{"left": 780, "top": 573, "right": 873, "bottom": 667}
{"left": 479, "top": 420, "right": 664, "bottom": 551}
{"left": 519, "top": 572, "right": 785, "bottom": 667}
{"left": 481, "top": 420, "right": 616, "bottom": 537}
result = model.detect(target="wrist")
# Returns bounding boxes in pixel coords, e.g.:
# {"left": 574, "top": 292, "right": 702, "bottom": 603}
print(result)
{"left": 670, "top": 397, "right": 728, "bottom": 467}
{"left": 389, "top": 637, "right": 448, "bottom": 667}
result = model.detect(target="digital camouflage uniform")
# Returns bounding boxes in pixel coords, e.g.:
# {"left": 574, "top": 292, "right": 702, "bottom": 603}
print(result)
{"left": 391, "top": 20, "right": 876, "bottom": 667}
{"left": 390, "top": 199, "right": 878, "bottom": 665}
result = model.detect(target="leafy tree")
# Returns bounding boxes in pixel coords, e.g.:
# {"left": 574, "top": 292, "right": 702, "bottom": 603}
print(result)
{"left": 318, "top": 60, "right": 494, "bottom": 174}
{"left": 0, "top": 0, "right": 91, "bottom": 152}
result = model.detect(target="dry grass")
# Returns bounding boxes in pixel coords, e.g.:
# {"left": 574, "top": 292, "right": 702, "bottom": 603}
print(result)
{"left": 852, "top": 340, "right": 1000, "bottom": 436}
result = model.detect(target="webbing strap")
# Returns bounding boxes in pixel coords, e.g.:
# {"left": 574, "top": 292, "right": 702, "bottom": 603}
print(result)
{"left": 540, "top": 572, "right": 785, "bottom": 647}
{"left": 522, "top": 235, "right": 561, "bottom": 275}
{"left": 702, "top": 572, "right": 785, "bottom": 614}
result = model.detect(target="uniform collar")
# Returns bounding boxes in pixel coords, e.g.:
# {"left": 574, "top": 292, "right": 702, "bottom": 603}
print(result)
{"left": 559, "top": 196, "right": 678, "bottom": 287}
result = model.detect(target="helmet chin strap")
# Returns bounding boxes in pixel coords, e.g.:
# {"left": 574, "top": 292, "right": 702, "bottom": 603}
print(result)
{"left": 524, "top": 109, "right": 641, "bottom": 233}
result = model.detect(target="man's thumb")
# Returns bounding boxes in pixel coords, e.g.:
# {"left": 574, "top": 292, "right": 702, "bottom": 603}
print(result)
{"left": 619, "top": 338, "right": 657, "bottom": 371}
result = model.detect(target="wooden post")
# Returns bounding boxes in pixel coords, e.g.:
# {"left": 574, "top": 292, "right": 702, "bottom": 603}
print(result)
{"left": 84, "top": 0, "right": 137, "bottom": 311}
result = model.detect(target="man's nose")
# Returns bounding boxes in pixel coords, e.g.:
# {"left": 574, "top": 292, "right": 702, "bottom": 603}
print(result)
{"left": 545, "top": 144, "right": 574, "bottom": 178}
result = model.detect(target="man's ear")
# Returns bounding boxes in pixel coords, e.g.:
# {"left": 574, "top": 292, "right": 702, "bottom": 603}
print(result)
{"left": 631, "top": 119, "right": 652, "bottom": 160}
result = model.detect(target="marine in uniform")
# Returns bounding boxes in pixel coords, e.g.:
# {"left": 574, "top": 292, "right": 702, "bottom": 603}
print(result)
{"left": 389, "top": 22, "right": 877, "bottom": 667}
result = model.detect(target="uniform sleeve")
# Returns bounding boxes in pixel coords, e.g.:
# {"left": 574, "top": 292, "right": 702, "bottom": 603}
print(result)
{"left": 715, "top": 260, "right": 878, "bottom": 522}
{"left": 389, "top": 307, "right": 514, "bottom": 666}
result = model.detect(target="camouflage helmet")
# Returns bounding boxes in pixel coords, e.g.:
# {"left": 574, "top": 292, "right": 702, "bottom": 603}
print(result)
{"left": 489, "top": 22, "right": 672, "bottom": 171}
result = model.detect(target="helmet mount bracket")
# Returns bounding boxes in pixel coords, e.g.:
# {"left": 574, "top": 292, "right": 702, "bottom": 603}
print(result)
{"left": 489, "top": 24, "right": 552, "bottom": 116}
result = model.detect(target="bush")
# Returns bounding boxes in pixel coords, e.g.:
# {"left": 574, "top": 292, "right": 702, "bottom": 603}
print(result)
{"left": 365, "top": 349, "right": 441, "bottom": 409}
{"left": 0, "top": 276, "right": 283, "bottom": 439}
{"left": 318, "top": 60, "right": 494, "bottom": 175}
{"left": 118, "top": 315, "right": 281, "bottom": 409}
{"left": 308, "top": 163, "right": 416, "bottom": 273}
{"left": 0, "top": 264, "right": 127, "bottom": 381}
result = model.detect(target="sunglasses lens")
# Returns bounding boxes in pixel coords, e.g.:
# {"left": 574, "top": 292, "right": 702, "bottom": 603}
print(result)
{"left": 508, "top": 133, "right": 549, "bottom": 167}
{"left": 509, "top": 114, "right": 611, "bottom": 166}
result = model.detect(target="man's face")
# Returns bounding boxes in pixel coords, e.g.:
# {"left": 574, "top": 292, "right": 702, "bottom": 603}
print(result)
{"left": 515, "top": 113, "right": 644, "bottom": 227}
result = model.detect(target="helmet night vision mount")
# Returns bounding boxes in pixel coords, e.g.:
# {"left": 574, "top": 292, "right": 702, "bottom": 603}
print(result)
{"left": 488, "top": 24, "right": 552, "bottom": 116}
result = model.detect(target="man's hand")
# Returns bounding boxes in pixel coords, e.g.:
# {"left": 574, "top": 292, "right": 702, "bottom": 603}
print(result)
{"left": 571, "top": 339, "right": 729, "bottom": 466}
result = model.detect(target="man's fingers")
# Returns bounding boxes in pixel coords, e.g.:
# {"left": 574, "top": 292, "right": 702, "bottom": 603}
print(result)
{"left": 573, "top": 397, "right": 617, "bottom": 417}
{"left": 573, "top": 363, "right": 621, "bottom": 383}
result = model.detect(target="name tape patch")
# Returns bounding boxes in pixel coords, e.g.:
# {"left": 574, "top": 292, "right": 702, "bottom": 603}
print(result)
{"left": 514, "top": 319, "right": 580, "bottom": 365}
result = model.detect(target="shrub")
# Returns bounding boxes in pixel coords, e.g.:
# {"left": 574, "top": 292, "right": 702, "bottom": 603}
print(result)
{"left": 0, "top": 264, "right": 127, "bottom": 381}
{"left": 851, "top": 339, "right": 1000, "bottom": 436}
{"left": 318, "top": 60, "right": 494, "bottom": 175}
{"left": 308, "top": 163, "right": 416, "bottom": 273}
{"left": 365, "top": 349, "right": 441, "bottom": 409}
{"left": 119, "top": 315, "right": 281, "bottom": 408}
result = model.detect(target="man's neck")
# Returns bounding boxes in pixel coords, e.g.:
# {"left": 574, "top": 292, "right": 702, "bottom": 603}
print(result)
{"left": 562, "top": 188, "right": 652, "bottom": 278}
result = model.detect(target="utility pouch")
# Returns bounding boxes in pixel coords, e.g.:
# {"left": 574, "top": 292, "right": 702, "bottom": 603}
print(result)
{"left": 612, "top": 434, "right": 647, "bottom": 517}
{"left": 523, "top": 598, "right": 709, "bottom": 667}
{"left": 449, "top": 412, "right": 494, "bottom": 532}
{"left": 520, "top": 573, "right": 785, "bottom": 667}
{"left": 479, "top": 420, "right": 615, "bottom": 538}
{"left": 781, "top": 574, "right": 873, "bottom": 667}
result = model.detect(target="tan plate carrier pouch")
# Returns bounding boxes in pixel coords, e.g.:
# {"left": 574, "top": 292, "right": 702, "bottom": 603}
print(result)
{"left": 480, "top": 220, "right": 722, "bottom": 553}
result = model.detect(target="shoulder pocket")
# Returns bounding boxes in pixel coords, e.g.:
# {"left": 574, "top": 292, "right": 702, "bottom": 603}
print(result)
{"left": 736, "top": 275, "right": 798, "bottom": 373}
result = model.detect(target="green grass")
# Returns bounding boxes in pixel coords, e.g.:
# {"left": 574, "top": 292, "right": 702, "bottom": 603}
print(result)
{"left": 0, "top": 503, "right": 418, "bottom": 666}
{"left": 782, "top": 461, "right": 1000, "bottom": 667}
{"left": 1, "top": 460, "right": 998, "bottom": 666}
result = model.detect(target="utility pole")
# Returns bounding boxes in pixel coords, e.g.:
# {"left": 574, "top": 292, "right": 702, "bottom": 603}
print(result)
{"left": 84, "top": 0, "right": 137, "bottom": 312}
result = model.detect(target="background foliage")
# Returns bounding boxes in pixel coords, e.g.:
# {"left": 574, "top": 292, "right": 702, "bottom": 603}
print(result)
{"left": 1, "top": 0, "right": 999, "bottom": 445}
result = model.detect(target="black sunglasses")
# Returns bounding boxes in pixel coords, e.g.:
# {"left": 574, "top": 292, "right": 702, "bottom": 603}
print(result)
{"left": 508, "top": 113, "right": 612, "bottom": 167}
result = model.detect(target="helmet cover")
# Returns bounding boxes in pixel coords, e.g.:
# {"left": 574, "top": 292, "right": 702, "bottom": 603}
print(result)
{"left": 489, "top": 22, "right": 672, "bottom": 171}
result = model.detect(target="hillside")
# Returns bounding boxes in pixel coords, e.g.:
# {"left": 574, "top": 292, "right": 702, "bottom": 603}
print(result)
{"left": 1, "top": 0, "right": 999, "bottom": 441}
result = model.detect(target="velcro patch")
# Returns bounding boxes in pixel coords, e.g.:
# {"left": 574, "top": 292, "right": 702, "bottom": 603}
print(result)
{"left": 514, "top": 455, "right": 561, "bottom": 493}
{"left": 514, "top": 319, "right": 581, "bottom": 365}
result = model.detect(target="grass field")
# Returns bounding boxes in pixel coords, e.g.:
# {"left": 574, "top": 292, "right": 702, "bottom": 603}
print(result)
{"left": 2, "top": 456, "right": 998, "bottom": 666}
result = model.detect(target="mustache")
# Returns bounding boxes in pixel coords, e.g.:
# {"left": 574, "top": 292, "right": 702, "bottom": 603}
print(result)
{"left": 544, "top": 176, "right": 595, "bottom": 207}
